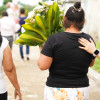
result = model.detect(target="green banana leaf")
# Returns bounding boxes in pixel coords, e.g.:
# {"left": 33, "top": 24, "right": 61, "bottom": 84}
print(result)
{"left": 46, "top": 6, "right": 54, "bottom": 36}
{"left": 53, "top": 2, "right": 60, "bottom": 32}
{"left": 22, "top": 24, "right": 47, "bottom": 41}
{"left": 15, "top": 2, "right": 64, "bottom": 46}
{"left": 35, "top": 16, "right": 47, "bottom": 34}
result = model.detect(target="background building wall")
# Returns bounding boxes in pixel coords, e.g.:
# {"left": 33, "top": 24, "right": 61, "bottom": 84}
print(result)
{"left": 63, "top": 0, "right": 100, "bottom": 40}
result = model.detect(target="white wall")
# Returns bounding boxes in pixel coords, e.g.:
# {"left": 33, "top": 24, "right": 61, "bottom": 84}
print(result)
{"left": 63, "top": 0, "right": 100, "bottom": 40}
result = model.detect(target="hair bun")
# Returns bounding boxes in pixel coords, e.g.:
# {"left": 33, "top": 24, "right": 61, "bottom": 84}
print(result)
{"left": 74, "top": 1, "right": 81, "bottom": 9}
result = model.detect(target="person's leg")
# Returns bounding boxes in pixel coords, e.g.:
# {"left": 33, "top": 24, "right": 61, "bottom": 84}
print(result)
{"left": 0, "top": 92, "right": 7, "bottom": 100}
{"left": 44, "top": 86, "right": 89, "bottom": 100}
{"left": 3, "top": 36, "right": 13, "bottom": 49}
{"left": 43, "top": 86, "right": 55, "bottom": 100}
{"left": 74, "top": 87, "right": 90, "bottom": 100}
{"left": 26, "top": 45, "right": 30, "bottom": 60}
{"left": 9, "top": 36, "right": 13, "bottom": 49}
{"left": 19, "top": 45, "right": 24, "bottom": 60}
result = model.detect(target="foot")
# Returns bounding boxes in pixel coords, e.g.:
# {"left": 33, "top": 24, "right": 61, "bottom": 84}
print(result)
{"left": 21, "top": 59, "right": 24, "bottom": 62}
{"left": 27, "top": 57, "right": 30, "bottom": 60}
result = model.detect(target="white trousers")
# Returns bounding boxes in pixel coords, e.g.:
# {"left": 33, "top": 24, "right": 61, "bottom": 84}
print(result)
{"left": 43, "top": 86, "right": 89, "bottom": 100}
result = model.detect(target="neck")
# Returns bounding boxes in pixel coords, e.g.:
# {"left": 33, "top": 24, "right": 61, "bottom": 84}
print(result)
{"left": 65, "top": 26, "right": 81, "bottom": 34}
{"left": 20, "top": 14, "right": 26, "bottom": 17}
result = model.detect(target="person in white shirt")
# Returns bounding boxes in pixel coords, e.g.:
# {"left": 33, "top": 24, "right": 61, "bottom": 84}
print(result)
{"left": 6, "top": 1, "right": 19, "bottom": 21}
{"left": 0, "top": 11, "right": 20, "bottom": 49}
{"left": 0, "top": 36, "right": 22, "bottom": 100}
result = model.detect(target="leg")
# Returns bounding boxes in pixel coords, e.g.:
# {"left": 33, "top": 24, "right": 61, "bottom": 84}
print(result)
{"left": 0, "top": 92, "right": 7, "bottom": 100}
{"left": 19, "top": 45, "right": 24, "bottom": 59}
{"left": 26, "top": 45, "right": 29, "bottom": 55}
{"left": 43, "top": 86, "right": 55, "bottom": 100}
{"left": 4, "top": 36, "right": 13, "bottom": 49}
{"left": 74, "top": 87, "right": 90, "bottom": 100}
{"left": 26, "top": 45, "right": 30, "bottom": 60}
{"left": 9, "top": 36, "right": 13, "bottom": 49}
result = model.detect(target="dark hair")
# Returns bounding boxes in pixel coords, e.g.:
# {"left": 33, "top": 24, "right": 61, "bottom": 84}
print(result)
{"left": 2, "top": 11, "right": 8, "bottom": 16}
{"left": 20, "top": 8, "right": 25, "bottom": 14}
{"left": 64, "top": 1, "right": 85, "bottom": 30}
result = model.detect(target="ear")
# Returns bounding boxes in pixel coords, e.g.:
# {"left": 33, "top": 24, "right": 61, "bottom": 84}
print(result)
{"left": 63, "top": 16, "right": 67, "bottom": 27}
{"left": 82, "top": 20, "right": 85, "bottom": 25}
{"left": 63, "top": 16, "right": 66, "bottom": 21}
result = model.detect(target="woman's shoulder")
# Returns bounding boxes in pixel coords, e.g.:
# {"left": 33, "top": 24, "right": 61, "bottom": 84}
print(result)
{"left": 46, "top": 32, "right": 64, "bottom": 44}
{"left": 82, "top": 32, "right": 92, "bottom": 37}
{"left": 82, "top": 32, "right": 93, "bottom": 40}
{"left": 49, "top": 32, "right": 64, "bottom": 39}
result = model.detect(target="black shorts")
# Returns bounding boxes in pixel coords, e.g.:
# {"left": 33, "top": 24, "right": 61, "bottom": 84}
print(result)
{"left": 0, "top": 92, "right": 7, "bottom": 100}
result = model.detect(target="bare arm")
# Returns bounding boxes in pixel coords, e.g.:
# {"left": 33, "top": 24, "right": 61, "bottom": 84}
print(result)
{"left": 97, "top": 53, "right": 100, "bottom": 59}
{"left": 3, "top": 45, "right": 22, "bottom": 100}
{"left": 90, "top": 59, "right": 95, "bottom": 67}
{"left": 38, "top": 53, "right": 53, "bottom": 70}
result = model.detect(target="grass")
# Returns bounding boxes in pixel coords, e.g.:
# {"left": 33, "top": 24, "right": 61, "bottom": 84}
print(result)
{"left": 92, "top": 42, "right": 100, "bottom": 73}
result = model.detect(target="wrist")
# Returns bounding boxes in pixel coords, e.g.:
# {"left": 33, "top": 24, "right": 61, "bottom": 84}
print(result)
{"left": 92, "top": 49, "right": 99, "bottom": 58}
{"left": 15, "top": 87, "right": 20, "bottom": 91}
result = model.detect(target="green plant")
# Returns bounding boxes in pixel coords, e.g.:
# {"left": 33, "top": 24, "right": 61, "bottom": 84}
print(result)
{"left": 93, "top": 42, "right": 100, "bottom": 73}
{"left": 0, "top": 6, "right": 7, "bottom": 18}
{"left": 3, "top": 0, "right": 12, "bottom": 5}
{"left": 15, "top": 2, "right": 64, "bottom": 46}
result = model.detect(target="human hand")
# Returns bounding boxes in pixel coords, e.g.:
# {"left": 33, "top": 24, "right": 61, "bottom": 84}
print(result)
{"left": 78, "top": 38, "right": 96, "bottom": 54}
{"left": 15, "top": 89, "right": 22, "bottom": 100}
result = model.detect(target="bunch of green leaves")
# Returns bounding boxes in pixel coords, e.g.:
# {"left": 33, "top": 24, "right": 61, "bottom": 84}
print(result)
{"left": 15, "top": 2, "right": 64, "bottom": 46}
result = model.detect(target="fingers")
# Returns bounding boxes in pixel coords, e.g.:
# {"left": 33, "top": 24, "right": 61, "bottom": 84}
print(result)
{"left": 15, "top": 90, "right": 22, "bottom": 100}
{"left": 17, "top": 91, "right": 22, "bottom": 100}
{"left": 89, "top": 38, "right": 94, "bottom": 43}
{"left": 15, "top": 91, "right": 17, "bottom": 99}
{"left": 78, "top": 40, "right": 86, "bottom": 47}
{"left": 79, "top": 46, "right": 85, "bottom": 50}
{"left": 79, "top": 38, "right": 89, "bottom": 43}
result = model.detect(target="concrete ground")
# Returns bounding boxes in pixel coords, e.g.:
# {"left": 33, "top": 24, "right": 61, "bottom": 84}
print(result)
{"left": 5, "top": 44, "right": 100, "bottom": 100}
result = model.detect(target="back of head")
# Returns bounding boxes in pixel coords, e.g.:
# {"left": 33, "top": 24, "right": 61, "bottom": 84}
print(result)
{"left": 64, "top": 1, "right": 85, "bottom": 30}
{"left": 20, "top": 8, "right": 25, "bottom": 14}
{"left": 2, "top": 11, "right": 8, "bottom": 17}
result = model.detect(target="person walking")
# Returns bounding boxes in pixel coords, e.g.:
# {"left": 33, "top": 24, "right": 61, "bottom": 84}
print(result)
{"left": 79, "top": 38, "right": 100, "bottom": 59}
{"left": 38, "top": 1, "right": 95, "bottom": 100}
{"left": 0, "top": 11, "right": 20, "bottom": 49}
{"left": 0, "top": 35, "right": 22, "bottom": 100}
{"left": 18, "top": 8, "right": 30, "bottom": 61}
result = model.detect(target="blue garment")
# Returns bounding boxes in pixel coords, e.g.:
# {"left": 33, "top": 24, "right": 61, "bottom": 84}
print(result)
{"left": 18, "top": 16, "right": 30, "bottom": 59}
{"left": 19, "top": 45, "right": 29, "bottom": 59}
{"left": 18, "top": 16, "right": 27, "bottom": 32}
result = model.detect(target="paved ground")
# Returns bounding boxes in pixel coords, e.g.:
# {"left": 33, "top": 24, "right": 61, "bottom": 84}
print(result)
{"left": 5, "top": 44, "right": 100, "bottom": 100}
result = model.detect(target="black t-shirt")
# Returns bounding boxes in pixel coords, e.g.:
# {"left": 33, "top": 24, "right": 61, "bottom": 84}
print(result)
{"left": 41, "top": 32, "right": 94, "bottom": 88}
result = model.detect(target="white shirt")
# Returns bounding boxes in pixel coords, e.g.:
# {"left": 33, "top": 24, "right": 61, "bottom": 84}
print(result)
{"left": 0, "top": 16, "right": 20, "bottom": 36}
{"left": 0, "top": 37, "right": 9, "bottom": 94}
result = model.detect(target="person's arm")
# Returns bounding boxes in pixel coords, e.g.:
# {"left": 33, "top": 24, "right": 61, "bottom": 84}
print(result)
{"left": 78, "top": 38, "right": 100, "bottom": 59}
{"left": 90, "top": 59, "right": 95, "bottom": 67}
{"left": 38, "top": 53, "right": 53, "bottom": 70}
{"left": 3, "top": 45, "right": 22, "bottom": 100}
{"left": 97, "top": 53, "right": 100, "bottom": 59}
{"left": 12, "top": 20, "right": 20, "bottom": 33}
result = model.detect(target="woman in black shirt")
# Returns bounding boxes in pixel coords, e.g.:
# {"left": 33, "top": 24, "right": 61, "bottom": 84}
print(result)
{"left": 38, "top": 1, "right": 95, "bottom": 100}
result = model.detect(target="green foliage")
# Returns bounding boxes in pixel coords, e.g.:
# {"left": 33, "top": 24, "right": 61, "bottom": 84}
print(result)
{"left": 15, "top": 2, "right": 64, "bottom": 46}
{"left": 0, "top": 6, "right": 7, "bottom": 18}
{"left": 3, "top": 0, "right": 12, "bottom": 5}
{"left": 93, "top": 42, "right": 100, "bottom": 73}
{"left": 42, "top": 0, "right": 47, "bottom": 2}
